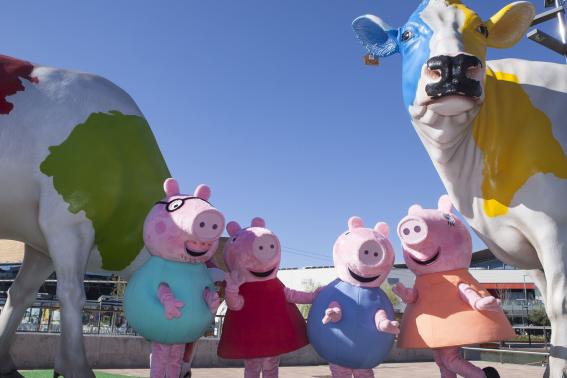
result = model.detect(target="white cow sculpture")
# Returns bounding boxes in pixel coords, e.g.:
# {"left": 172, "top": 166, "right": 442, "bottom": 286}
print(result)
{"left": 0, "top": 54, "right": 170, "bottom": 377}
{"left": 353, "top": 1, "right": 567, "bottom": 377}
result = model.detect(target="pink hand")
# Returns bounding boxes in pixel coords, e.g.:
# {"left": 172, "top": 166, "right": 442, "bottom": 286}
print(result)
{"left": 204, "top": 288, "right": 220, "bottom": 314}
{"left": 322, "top": 301, "right": 342, "bottom": 324}
{"left": 378, "top": 319, "right": 400, "bottom": 334}
{"left": 475, "top": 296, "right": 502, "bottom": 312}
{"left": 163, "top": 298, "right": 184, "bottom": 320}
{"left": 392, "top": 282, "right": 418, "bottom": 304}
{"left": 225, "top": 270, "right": 246, "bottom": 291}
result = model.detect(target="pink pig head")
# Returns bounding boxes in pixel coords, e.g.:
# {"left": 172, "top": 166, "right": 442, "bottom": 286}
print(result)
{"left": 333, "top": 216, "right": 395, "bottom": 288}
{"left": 224, "top": 217, "right": 281, "bottom": 283}
{"left": 143, "top": 178, "right": 225, "bottom": 263}
{"left": 397, "top": 195, "right": 472, "bottom": 276}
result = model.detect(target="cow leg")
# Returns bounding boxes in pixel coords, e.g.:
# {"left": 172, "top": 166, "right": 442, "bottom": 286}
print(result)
{"left": 42, "top": 222, "right": 95, "bottom": 378}
{"left": 539, "top": 237, "right": 567, "bottom": 378}
{"left": 0, "top": 245, "right": 53, "bottom": 377}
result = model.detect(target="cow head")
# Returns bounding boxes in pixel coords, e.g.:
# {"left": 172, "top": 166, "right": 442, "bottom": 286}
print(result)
{"left": 353, "top": 1, "right": 534, "bottom": 123}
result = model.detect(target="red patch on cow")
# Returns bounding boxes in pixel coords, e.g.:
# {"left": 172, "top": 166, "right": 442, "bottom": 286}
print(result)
{"left": 0, "top": 55, "right": 39, "bottom": 115}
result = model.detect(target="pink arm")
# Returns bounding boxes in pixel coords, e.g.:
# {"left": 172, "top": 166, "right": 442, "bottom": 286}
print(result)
{"left": 157, "top": 283, "right": 184, "bottom": 320}
{"left": 225, "top": 286, "right": 244, "bottom": 311}
{"left": 458, "top": 283, "right": 502, "bottom": 311}
{"left": 322, "top": 301, "right": 342, "bottom": 324}
{"left": 284, "top": 287, "right": 321, "bottom": 304}
{"left": 375, "top": 309, "right": 400, "bottom": 334}
{"left": 392, "top": 282, "right": 418, "bottom": 304}
{"left": 203, "top": 287, "right": 220, "bottom": 314}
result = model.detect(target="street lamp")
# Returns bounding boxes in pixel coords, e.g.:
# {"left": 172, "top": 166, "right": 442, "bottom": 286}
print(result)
{"left": 528, "top": 0, "right": 567, "bottom": 62}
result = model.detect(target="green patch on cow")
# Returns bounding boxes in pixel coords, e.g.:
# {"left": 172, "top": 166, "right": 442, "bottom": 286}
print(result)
{"left": 40, "top": 111, "right": 170, "bottom": 271}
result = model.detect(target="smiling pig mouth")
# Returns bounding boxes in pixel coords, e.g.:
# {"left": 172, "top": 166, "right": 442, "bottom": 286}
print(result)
{"left": 348, "top": 268, "right": 380, "bottom": 283}
{"left": 249, "top": 268, "right": 275, "bottom": 278}
{"left": 410, "top": 247, "right": 440, "bottom": 265}
{"left": 185, "top": 247, "right": 209, "bottom": 257}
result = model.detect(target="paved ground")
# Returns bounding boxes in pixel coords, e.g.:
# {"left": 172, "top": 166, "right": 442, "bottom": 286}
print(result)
{"left": 100, "top": 361, "right": 545, "bottom": 377}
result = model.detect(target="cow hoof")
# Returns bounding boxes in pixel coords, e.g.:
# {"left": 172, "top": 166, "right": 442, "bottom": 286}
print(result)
{"left": 482, "top": 367, "right": 500, "bottom": 378}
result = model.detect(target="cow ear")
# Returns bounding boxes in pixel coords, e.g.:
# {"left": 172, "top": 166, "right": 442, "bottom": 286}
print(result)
{"left": 486, "top": 1, "right": 535, "bottom": 48}
{"left": 352, "top": 15, "right": 399, "bottom": 58}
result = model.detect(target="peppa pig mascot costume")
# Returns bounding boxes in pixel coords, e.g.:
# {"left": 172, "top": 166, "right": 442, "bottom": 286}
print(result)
{"left": 307, "top": 216, "right": 398, "bottom": 378}
{"left": 393, "top": 195, "right": 515, "bottom": 378}
{"left": 217, "top": 217, "right": 309, "bottom": 378}
{"left": 124, "top": 178, "right": 225, "bottom": 378}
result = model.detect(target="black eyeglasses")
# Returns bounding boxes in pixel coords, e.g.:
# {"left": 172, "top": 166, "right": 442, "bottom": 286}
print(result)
{"left": 156, "top": 196, "right": 211, "bottom": 212}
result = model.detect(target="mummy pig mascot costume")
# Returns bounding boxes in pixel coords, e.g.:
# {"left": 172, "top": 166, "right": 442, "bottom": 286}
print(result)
{"left": 217, "top": 217, "right": 310, "bottom": 378}
{"left": 393, "top": 195, "right": 514, "bottom": 378}
{"left": 123, "top": 178, "right": 225, "bottom": 378}
{"left": 307, "top": 216, "right": 398, "bottom": 378}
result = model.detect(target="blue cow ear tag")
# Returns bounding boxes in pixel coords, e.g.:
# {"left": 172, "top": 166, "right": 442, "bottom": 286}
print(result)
{"left": 364, "top": 53, "right": 380, "bottom": 66}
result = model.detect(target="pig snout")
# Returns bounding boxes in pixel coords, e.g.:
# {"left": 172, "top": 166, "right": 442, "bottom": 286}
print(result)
{"left": 398, "top": 217, "right": 428, "bottom": 245}
{"left": 192, "top": 209, "right": 225, "bottom": 241}
{"left": 252, "top": 234, "right": 280, "bottom": 262}
{"left": 358, "top": 240, "right": 385, "bottom": 266}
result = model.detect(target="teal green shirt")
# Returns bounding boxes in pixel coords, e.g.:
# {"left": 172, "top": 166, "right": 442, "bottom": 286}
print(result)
{"left": 124, "top": 256, "right": 214, "bottom": 344}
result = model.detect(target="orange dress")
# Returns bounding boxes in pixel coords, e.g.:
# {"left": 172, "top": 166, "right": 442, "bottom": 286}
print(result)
{"left": 397, "top": 269, "right": 515, "bottom": 349}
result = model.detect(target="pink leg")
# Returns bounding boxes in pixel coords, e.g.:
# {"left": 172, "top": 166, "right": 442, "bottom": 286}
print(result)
{"left": 261, "top": 356, "right": 280, "bottom": 378}
{"left": 329, "top": 363, "right": 353, "bottom": 378}
{"left": 150, "top": 342, "right": 169, "bottom": 378}
{"left": 244, "top": 358, "right": 263, "bottom": 378}
{"left": 165, "top": 344, "right": 185, "bottom": 378}
{"left": 433, "top": 349, "right": 457, "bottom": 378}
{"left": 353, "top": 368, "right": 374, "bottom": 378}
{"left": 438, "top": 347, "right": 485, "bottom": 378}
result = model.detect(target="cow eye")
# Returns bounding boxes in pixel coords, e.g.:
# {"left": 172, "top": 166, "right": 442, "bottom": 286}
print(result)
{"left": 476, "top": 25, "right": 489, "bottom": 38}
{"left": 401, "top": 30, "right": 413, "bottom": 42}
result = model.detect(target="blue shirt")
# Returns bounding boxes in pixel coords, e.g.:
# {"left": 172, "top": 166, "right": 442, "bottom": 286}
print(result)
{"left": 123, "top": 256, "right": 214, "bottom": 344}
{"left": 307, "top": 278, "right": 395, "bottom": 369}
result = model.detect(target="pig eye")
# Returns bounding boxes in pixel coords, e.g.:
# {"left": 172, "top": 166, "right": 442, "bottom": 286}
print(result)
{"left": 167, "top": 199, "right": 184, "bottom": 212}
{"left": 344, "top": 231, "right": 350, "bottom": 236}
{"left": 232, "top": 237, "right": 237, "bottom": 242}
{"left": 444, "top": 213, "right": 456, "bottom": 227}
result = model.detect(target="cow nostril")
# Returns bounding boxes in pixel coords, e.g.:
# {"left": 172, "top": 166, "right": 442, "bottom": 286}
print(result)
{"left": 427, "top": 69, "right": 442, "bottom": 81}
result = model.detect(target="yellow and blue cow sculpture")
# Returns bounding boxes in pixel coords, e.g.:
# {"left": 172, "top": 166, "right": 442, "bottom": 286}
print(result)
{"left": 353, "top": 1, "right": 567, "bottom": 377}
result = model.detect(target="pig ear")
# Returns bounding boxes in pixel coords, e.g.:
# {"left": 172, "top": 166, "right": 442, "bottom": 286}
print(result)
{"left": 226, "top": 221, "right": 242, "bottom": 237}
{"left": 348, "top": 216, "right": 364, "bottom": 230}
{"left": 438, "top": 194, "right": 454, "bottom": 214}
{"left": 408, "top": 204, "right": 423, "bottom": 215}
{"left": 164, "top": 178, "right": 180, "bottom": 197}
{"left": 251, "top": 217, "right": 266, "bottom": 228}
{"left": 194, "top": 184, "right": 211, "bottom": 201}
{"left": 374, "top": 222, "right": 389, "bottom": 237}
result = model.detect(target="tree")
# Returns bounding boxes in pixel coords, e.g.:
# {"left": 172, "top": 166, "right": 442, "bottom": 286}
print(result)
{"left": 528, "top": 308, "right": 550, "bottom": 326}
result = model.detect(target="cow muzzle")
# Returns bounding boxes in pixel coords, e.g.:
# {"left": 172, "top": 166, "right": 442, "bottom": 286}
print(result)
{"left": 425, "top": 54, "right": 483, "bottom": 99}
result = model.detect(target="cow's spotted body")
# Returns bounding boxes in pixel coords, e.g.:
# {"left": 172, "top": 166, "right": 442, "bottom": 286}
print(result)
{"left": 354, "top": 1, "right": 567, "bottom": 376}
{"left": 0, "top": 55, "right": 169, "bottom": 377}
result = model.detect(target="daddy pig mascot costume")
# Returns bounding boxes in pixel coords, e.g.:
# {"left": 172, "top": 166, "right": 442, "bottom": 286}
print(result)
{"left": 393, "top": 195, "right": 514, "bottom": 378}
{"left": 307, "top": 216, "right": 399, "bottom": 378}
{"left": 217, "top": 217, "right": 309, "bottom": 378}
{"left": 124, "top": 178, "right": 224, "bottom": 378}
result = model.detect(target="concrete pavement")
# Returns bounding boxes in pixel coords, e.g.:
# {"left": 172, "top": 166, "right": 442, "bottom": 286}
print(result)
{"left": 100, "top": 361, "right": 545, "bottom": 377}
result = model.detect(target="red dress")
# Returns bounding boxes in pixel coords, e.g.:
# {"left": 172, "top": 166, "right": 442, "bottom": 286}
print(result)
{"left": 217, "top": 278, "right": 308, "bottom": 359}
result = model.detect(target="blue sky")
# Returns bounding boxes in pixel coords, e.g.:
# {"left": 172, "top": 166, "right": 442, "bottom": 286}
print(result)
{"left": 1, "top": 1, "right": 564, "bottom": 267}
